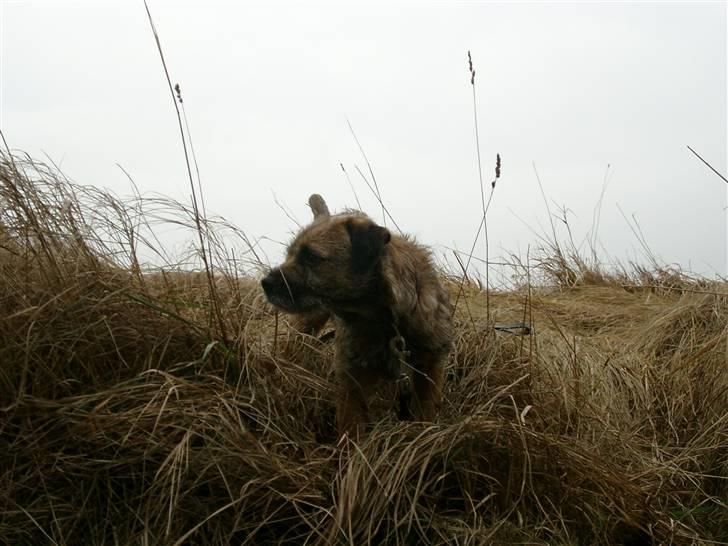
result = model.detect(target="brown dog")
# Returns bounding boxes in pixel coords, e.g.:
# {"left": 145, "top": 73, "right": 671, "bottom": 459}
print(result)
{"left": 261, "top": 194, "right": 452, "bottom": 436}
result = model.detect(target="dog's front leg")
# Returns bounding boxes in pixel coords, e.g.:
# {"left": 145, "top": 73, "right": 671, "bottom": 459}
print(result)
{"left": 410, "top": 351, "right": 446, "bottom": 422}
{"left": 336, "top": 366, "right": 379, "bottom": 440}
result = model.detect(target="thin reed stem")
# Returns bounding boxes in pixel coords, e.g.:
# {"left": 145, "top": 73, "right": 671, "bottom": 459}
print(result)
{"left": 143, "top": 1, "right": 227, "bottom": 341}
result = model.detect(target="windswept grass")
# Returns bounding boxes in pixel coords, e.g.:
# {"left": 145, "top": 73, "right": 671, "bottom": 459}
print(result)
{"left": 1, "top": 151, "right": 726, "bottom": 545}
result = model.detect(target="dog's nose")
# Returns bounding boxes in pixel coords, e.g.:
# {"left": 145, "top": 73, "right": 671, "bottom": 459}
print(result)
{"left": 261, "top": 270, "right": 279, "bottom": 293}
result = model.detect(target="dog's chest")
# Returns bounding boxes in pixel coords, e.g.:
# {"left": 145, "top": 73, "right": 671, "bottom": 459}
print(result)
{"left": 333, "top": 319, "right": 396, "bottom": 373}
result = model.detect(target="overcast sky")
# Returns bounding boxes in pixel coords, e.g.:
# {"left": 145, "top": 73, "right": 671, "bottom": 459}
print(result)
{"left": 1, "top": 1, "right": 726, "bottom": 280}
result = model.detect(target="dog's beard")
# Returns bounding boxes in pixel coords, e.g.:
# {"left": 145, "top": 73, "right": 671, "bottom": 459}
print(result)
{"left": 264, "top": 289, "right": 322, "bottom": 314}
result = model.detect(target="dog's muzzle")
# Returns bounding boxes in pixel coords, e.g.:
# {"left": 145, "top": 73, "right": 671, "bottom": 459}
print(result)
{"left": 261, "top": 269, "right": 283, "bottom": 297}
{"left": 261, "top": 269, "right": 295, "bottom": 309}
{"left": 261, "top": 269, "right": 319, "bottom": 313}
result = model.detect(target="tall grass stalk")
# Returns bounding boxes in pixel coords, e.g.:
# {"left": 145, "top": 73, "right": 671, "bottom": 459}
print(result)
{"left": 143, "top": 1, "right": 226, "bottom": 340}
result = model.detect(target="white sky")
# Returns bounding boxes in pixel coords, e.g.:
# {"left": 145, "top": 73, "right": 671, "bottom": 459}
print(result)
{"left": 1, "top": 1, "right": 726, "bottom": 280}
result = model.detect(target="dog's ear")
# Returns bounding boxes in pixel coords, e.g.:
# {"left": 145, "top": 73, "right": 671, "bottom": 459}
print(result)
{"left": 346, "top": 219, "right": 391, "bottom": 272}
{"left": 308, "top": 194, "right": 330, "bottom": 221}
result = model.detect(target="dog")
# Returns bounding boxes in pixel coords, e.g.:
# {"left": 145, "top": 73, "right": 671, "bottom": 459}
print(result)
{"left": 261, "top": 194, "right": 452, "bottom": 437}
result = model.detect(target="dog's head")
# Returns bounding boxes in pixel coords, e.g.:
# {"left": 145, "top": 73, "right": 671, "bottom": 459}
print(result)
{"left": 261, "top": 194, "right": 391, "bottom": 314}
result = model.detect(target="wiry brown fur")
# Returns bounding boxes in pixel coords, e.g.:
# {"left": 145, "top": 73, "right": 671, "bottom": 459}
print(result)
{"left": 262, "top": 194, "right": 452, "bottom": 437}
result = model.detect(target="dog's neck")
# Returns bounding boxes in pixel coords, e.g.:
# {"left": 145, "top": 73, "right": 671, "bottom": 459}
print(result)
{"left": 326, "top": 264, "right": 394, "bottom": 324}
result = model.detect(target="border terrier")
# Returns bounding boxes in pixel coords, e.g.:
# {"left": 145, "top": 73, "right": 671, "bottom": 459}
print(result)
{"left": 262, "top": 194, "right": 452, "bottom": 436}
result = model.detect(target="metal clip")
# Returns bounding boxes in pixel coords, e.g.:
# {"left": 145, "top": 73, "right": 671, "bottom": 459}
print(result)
{"left": 397, "top": 372, "right": 412, "bottom": 420}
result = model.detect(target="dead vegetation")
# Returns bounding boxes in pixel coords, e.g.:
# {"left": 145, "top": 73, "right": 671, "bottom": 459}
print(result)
{"left": 1, "top": 151, "right": 726, "bottom": 545}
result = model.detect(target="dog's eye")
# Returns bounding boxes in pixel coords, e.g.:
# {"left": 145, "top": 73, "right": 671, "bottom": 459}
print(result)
{"left": 298, "top": 245, "right": 325, "bottom": 266}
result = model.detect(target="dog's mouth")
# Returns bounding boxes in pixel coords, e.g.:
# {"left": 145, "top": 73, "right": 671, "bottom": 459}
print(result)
{"left": 261, "top": 270, "right": 322, "bottom": 314}
{"left": 265, "top": 291, "right": 321, "bottom": 313}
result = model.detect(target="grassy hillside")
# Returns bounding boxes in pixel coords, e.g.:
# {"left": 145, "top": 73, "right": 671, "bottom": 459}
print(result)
{"left": 1, "top": 151, "right": 726, "bottom": 545}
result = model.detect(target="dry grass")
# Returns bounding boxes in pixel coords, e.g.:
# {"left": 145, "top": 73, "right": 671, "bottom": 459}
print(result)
{"left": 1, "top": 151, "right": 726, "bottom": 545}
